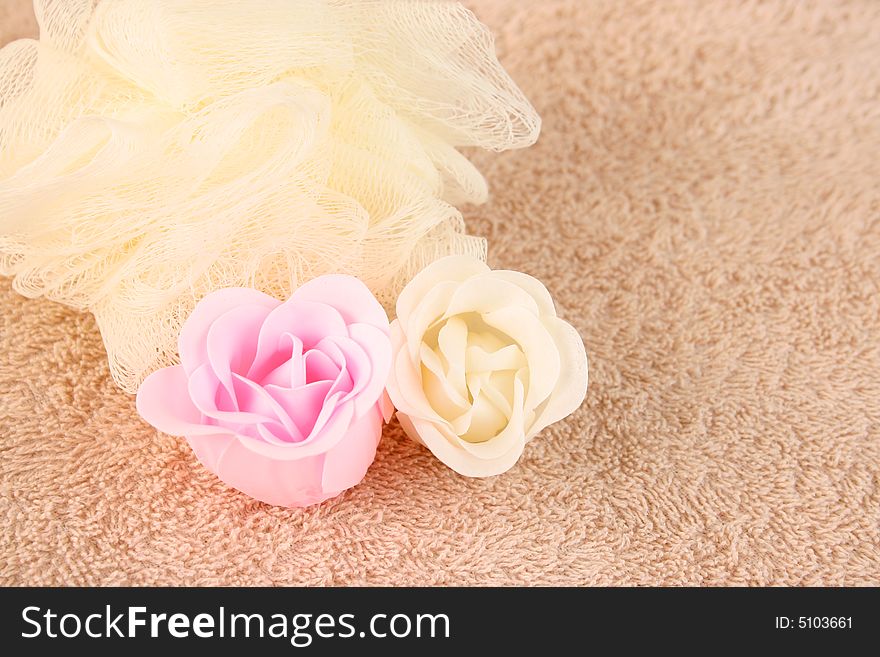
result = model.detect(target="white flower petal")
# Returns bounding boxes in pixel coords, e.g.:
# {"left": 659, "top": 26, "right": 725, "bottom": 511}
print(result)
{"left": 448, "top": 376, "right": 494, "bottom": 436}
{"left": 420, "top": 342, "right": 469, "bottom": 409}
{"left": 465, "top": 343, "right": 527, "bottom": 374}
{"left": 397, "top": 412, "right": 525, "bottom": 478}
{"left": 395, "top": 255, "right": 489, "bottom": 326}
{"left": 460, "top": 391, "right": 508, "bottom": 443}
{"left": 465, "top": 326, "right": 507, "bottom": 352}
{"left": 482, "top": 369, "right": 517, "bottom": 418}
{"left": 491, "top": 269, "right": 558, "bottom": 316}
{"left": 389, "top": 345, "right": 435, "bottom": 422}
{"left": 526, "top": 316, "right": 589, "bottom": 439}
{"left": 436, "top": 315, "right": 469, "bottom": 399}
{"left": 422, "top": 360, "right": 470, "bottom": 421}
{"left": 405, "top": 279, "right": 460, "bottom": 362}
{"left": 457, "top": 372, "right": 526, "bottom": 459}
{"left": 482, "top": 306, "right": 561, "bottom": 412}
{"left": 385, "top": 323, "right": 446, "bottom": 426}
{"left": 441, "top": 273, "right": 540, "bottom": 319}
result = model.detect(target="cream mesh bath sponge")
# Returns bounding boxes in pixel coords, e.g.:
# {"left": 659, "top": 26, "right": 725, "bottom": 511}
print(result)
{"left": 0, "top": 0, "right": 540, "bottom": 392}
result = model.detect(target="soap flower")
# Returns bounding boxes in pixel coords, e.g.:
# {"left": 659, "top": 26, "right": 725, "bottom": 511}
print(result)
{"left": 136, "top": 275, "right": 392, "bottom": 507}
{"left": 386, "top": 256, "right": 588, "bottom": 477}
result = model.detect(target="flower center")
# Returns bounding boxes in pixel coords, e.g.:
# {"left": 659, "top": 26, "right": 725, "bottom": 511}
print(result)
{"left": 421, "top": 312, "right": 527, "bottom": 443}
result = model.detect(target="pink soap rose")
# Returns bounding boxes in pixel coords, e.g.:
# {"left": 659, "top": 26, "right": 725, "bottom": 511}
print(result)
{"left": 136, "top": 275, "right": 392, "bottom": 508}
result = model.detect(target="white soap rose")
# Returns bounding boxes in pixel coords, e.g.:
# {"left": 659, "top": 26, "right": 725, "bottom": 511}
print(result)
{"left": 386, "top": 256, "right": 588, "bottom": 477}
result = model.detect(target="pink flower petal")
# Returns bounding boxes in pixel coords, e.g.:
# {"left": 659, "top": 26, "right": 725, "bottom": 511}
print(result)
{"left": 303, "top": 347, "right": 342, "bottom": 383}
{"left": 231, "top": 373, "right": 303, "bottom": 439}
{"left": 249, "top": 299, "right": 348, "bottom": 379}
{"left": 307, "top": 390, "right": 347, "bottom": 442}
{"left": 379, "top": 389, "right": 394, "bottom": 423}
{"left": 251, "top": 332, "right": 305, "bottom": 387}
{"left": 256, "top": 422, "right": 303, "bottom": 446}
{"left": 187, "top": 363, "right": 279, "bottom": 429}
{"left": 264, "top": 380, "right": 333, "bottom": 439}
{"left": 317, "top": 335, "right": 365, "bottom": 399}
{"left": 303, "top": 395, "right": 355, "bottom": 453}
{"left": 313, "top": 338, "right": 355, "bottom": 398}
{"left": 292, "top": 274, "right": 389, "bottom": 330}
{"left": 259, "top": 359, "right": 292, "bottom": 388}
{"left": 205, "top": 304, "right": 272, "bottom": 406}
{"left": 235, "top": 397, "right": 355, "bottom": 460}
{"left": 186, "top": 433, "right": 328, "bottom": 508}
{"left": 346, "top": 322, "right": 392, "bottom": 418}
{"left": 178, "top": 288, "right": 279, "bottom": 376}
{"left": 321, "top": 403, "right": 383, "bottom": 493}
{"left": 136, "top": 365, "right": 235, "bottom": 437}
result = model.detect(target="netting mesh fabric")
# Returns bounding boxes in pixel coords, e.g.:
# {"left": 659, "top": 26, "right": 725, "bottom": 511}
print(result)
{"left": 0, "top": 0, "right": 539, "bottom": 392}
